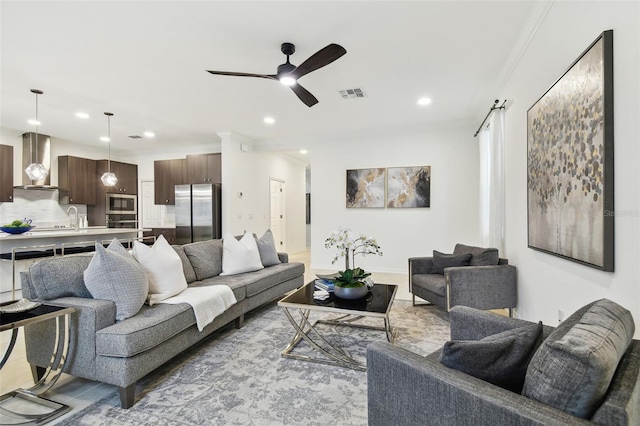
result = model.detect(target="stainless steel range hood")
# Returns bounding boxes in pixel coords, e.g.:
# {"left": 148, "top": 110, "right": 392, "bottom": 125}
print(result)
{"left": 14, "top": 132, "right": 58, "bottom": 190}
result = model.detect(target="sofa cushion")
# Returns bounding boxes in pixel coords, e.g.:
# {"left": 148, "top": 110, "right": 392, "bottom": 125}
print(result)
{"left": 432, "top": 251, "right": 471, "bottom": 275}
{"left": 84, "top": 242, "right": 149, "bottom": 321}
{"left": 190, "top": 276, "right": 247, "bottom": 302}
{"left": 522, "top": 299, "right": 635, "bottom": 419}
{"left": 28, "top": 255, "right": 93, "bottom": 300}
{"left": 95, "top": 302, "right": 195, "bottom": 357}
{"left": 411, "top": 274, "right": 446, "bottom": 297}
{"left": 440, "top": 321, "right": 544, "bottom": 393}
{"left": 183, "top": 239, "right": 223, "bottom": 281}
{"left": 132, "top": 235, "right": 188, "bottom": 305}
{"left": 453, "top": 243, "right": 499, "bottom": 266}
{"left": 172, "top": 245, "right": 197, "bottom": 284}
{"left": 255, "top": 229, "right": 281, "bottom": 267}
{"left": 220, "top": 232, "right": 264, "bottom": 276}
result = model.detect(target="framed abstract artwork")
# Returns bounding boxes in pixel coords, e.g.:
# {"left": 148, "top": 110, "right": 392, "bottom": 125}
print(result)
{"left": 527, "top": 30, "right": 614, "bottom": 271}
{"left": 387, "top": 166, "right": 431, "bottom": 208}
{"left": 346, "top": 168, "right": 386, "bottom": 208}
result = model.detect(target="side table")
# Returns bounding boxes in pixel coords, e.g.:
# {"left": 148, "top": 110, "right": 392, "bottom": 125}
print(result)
{"left": 0, "top": 303, "right": 75, "bottom": 425}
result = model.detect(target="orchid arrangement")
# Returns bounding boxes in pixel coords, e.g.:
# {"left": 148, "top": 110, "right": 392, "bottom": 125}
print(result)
{"left": 324, "top": 228, "right": 383, "bottom": 270}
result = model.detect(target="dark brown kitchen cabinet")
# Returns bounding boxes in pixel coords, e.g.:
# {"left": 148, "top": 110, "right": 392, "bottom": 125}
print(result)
{"left": 186, "top": 153, "right": 221, "bottom": 184}
{"left": 58, "top": 156, "right": 96, "bottom": 205}
{"left": 154, "top": 159, "right": 186, "bottom": 205}
{"left": 146, "top": 228, "right": 177, "bottom": 244}
{"left": 97, "top": 160, "right": 138, "bottom": 194}
{"left": 0, "top": 144, "right": 14, "bottom": 202}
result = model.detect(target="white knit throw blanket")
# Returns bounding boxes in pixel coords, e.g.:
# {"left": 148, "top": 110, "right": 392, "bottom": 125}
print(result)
{"left": 159, "top": 285, "right": 237, "bottom": 331}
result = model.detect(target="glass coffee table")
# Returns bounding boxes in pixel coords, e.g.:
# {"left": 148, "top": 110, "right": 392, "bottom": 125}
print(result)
{"left": 278, "top": 281, "right": 397, "bottom": 371}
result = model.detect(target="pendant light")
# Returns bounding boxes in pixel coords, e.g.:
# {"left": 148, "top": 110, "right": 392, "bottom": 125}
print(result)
{"left": 100, "top": 112, "right": 118, "bottom": 186}
{"left": 25, "top": 89, "right": 49, "bottom": 181}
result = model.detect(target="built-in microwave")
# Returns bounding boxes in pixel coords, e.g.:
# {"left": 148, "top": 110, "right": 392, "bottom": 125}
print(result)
{"left": 106, "top": 193, "right": 137, "bottom": 215}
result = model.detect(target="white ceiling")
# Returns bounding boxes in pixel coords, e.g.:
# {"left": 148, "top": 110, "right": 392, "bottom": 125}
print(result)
{"left": 0, "top": 1, "right": 538, "bottom": 159}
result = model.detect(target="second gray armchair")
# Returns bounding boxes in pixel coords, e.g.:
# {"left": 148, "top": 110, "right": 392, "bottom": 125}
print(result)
{"left": 409, "top": 243, "right": 516, "bottom": 315}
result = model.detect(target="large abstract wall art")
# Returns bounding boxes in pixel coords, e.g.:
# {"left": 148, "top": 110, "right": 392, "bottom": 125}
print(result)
{"left": 346, "top": 168, "right": 386, "bottom": 208}
{"left": 527, "top": 30, "right": 614, "bottom": 271}
{"left": 387, "top": 166, "right": 431, "bottom": 208}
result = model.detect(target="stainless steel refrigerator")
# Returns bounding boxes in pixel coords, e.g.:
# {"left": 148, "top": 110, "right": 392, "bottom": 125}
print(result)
{"left": 175, "top": 183, "right": 222, "bottom": 244}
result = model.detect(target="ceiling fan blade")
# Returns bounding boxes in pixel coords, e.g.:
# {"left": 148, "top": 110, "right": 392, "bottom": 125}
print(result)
{"left": 206, "top": 70, "right": 277, "bottom": 80}
{"left": 291, "top": 44, "right": 347, "bottom": 79}
{"left": 290, "top": 83, "right": 319, "bottom": 107}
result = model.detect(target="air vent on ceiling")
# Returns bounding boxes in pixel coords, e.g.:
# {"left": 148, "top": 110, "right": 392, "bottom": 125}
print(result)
{"left": 338, "top": 88, "right": 367, "bottom": 100}
{"left": 128, "top": 135, "right": 142, "bottom": 139}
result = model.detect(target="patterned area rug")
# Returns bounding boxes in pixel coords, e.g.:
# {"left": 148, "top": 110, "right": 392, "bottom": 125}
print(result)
{"left": 62, "top": 300, "right": 450, "bottom": 425}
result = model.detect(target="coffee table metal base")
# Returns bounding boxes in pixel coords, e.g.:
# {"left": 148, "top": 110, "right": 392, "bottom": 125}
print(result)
{"left": 281, "top": 308, "right": 394, "bottom": 371}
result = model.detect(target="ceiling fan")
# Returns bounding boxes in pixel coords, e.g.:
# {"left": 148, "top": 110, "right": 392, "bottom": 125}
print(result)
{"left": 206, "top": 42, "right": 347, "bottom": 107}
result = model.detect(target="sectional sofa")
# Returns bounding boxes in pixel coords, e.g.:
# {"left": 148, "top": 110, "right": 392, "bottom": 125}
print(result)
{"left": 20, "top": 238, "right": 305, "bottom": 408}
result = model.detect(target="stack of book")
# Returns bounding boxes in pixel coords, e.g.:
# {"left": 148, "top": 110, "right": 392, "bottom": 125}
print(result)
{"left": 314, "top": 279, "right": 335, "bottom": 292}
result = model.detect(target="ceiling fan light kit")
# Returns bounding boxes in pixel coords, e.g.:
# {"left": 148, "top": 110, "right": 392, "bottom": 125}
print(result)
{"left": 206, "top": 42, "right": 346, "bottom": 107}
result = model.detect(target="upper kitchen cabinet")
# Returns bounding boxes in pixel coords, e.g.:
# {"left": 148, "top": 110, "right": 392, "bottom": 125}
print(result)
{"left": 186, "top": 153, "right": 221, "bottom": 184}
{"left": 58, "top": 156, "right": 96, "bottom": 205}
{"left": 154, "top": 158, "right": 186, "bottom": 205}
{"left": 97, "top": 160, "right": 138, "bottom": 194}
{"left": 0, "top": 144, "right": 14, "bottom": 202}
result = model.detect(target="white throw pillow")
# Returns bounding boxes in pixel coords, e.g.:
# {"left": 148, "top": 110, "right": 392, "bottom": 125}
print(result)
{"left": 132, "top": 234, "right": 188, "bottom": 305}
{"left": 84, "top": 242, "right": 149, "bottom": 321}
{"left": 220, "top": 232, "right": 264, "bottom": 276}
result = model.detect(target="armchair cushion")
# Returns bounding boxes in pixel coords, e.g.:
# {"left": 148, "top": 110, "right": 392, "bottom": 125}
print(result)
{"left": 523, "top": 299, "right": 635, "bottom": 419}
{"left": 432, "top": 250, "right": 471, "bottom": 274}
{"left": 440, "top": 321, "right": 543, "bottom": 392}
{"left": 453, "top": 243, "right": 499, "bottom": 266}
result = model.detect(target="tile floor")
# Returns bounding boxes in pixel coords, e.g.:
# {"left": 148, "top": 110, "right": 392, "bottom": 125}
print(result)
{"left": 0, "top": 248, "right": 414, "bottom": 423}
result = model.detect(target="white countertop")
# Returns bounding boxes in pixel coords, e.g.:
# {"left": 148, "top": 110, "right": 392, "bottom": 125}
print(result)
{"left": 0, "top": 227, "right": 144, "bottom": 241}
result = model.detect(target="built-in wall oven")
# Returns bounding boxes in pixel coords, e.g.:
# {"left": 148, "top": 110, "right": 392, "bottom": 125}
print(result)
{"left": 105, "top": 193, "right": 138, "bottom": 228}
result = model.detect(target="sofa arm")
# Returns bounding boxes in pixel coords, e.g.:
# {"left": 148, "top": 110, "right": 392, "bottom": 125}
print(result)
{"left": 367, "top": 341, "right": 592, "bottom": 426}
{"left": 446, "top": 264, "right": 517, "bottom": 311}
{"left": 25, "top": 297, "right": 116, "bottom": 380}
{"left": 449, "top": 305, "right": 550, "bottom": 340}
{"left": 408, "top": 257, "right": 434, "bottom": 275}
{"left": 277, "top": 252, "right": 289, "bottom": 263}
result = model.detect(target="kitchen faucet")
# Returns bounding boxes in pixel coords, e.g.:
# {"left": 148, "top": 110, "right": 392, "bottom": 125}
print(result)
{"left": 67, "top": 206, "right": 79, "bottom": 231}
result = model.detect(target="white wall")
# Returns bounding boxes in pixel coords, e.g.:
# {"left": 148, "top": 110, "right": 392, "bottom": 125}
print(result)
{"left": 499, "top": 1, "right": 639, "bottom": 334}
{"left": 309, "top": 122, "right": 479, "bottom": 273}
{"left": 220, "top": 132, "right": 306, "bottom": 254}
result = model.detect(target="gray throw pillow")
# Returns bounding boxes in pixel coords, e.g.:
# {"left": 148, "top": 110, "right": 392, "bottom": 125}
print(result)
{"left": 254, "top": 229, "right": 281, "bottom": 267}
{"left": 432, "top": 251, "right": 471, "bottom": 274}
{"left": 453, "top": 243, "right": 500, "bottom": 266}
{"left": 440, "top": 321, "right": 544, "bottom": 393}
{"left": 84, "top": 243, "right": 149, "bottom": 321}
{"left": 522, "top": 299, "right": 635, "bottom": 419}
{"left": 183, "top": 239, "right": 223, "bottom": 280}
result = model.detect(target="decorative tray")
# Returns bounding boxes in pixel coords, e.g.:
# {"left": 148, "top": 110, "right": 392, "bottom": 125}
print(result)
{"left": 0, "top": 299, "right": 43, "bottom": 314}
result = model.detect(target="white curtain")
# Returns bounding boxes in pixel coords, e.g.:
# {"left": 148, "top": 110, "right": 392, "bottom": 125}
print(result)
{"left": 478, "top": 108, "right": 505, "bottom": 253}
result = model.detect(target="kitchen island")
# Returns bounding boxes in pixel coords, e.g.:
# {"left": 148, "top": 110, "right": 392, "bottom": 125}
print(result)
{"left": 0, "top": 227, "right": 146, "bottom": 299}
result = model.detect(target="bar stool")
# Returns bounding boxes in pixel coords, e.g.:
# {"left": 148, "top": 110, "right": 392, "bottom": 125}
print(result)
{"left": 58, "top": 241, "right": 97, "bottom": 256}
{"left": 0, "top": 244, "right": 57, "bottom": 300}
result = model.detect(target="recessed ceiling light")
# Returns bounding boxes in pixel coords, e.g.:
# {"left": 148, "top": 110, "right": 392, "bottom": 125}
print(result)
{"left": 143, "top": 131, "right": 155, "bottom": 138}
{"left": 99, "top": 136, "right": 110, "bottom": 142}
{"left": 264, "top": 117, "right": 275, "bottom": 125}
{"left": 417, "top": 97, "right": 432, "bottom": 106}
{"left": 299, "top": 149, "right": 308, "bottom": 155}
{"left": 75, "top": 112, "right": 90, "bottom": 119}
{"left": 27, "top": 119, "right": 41, "bottom": 126}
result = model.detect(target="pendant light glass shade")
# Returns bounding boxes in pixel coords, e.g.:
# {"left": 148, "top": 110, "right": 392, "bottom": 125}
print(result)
{"left": 101, "top": 112, "right": 118, "bottom": 187}
{"left": 25, "top": 89, "right": 49, "bottom": 181}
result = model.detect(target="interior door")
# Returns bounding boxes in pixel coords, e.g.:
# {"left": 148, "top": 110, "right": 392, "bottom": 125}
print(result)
{"left": 270, "top": 178, "right": 286, "bottom": 252}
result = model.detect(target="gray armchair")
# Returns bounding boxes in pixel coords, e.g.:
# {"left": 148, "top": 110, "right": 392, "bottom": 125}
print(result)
{"left": 367, "top": 306, "right": 640, "bottom": 426}
{"left": 409, "top": 243, "right": 516, "bottom": 314}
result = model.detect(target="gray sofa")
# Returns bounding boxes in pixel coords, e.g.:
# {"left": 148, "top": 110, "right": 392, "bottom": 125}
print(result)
{"left": 20, "top": 238, "right": 304, "bottom": 408}
{"left": 409, "top": 243, "right": 517, "bottom": 313}
{"left": 367, "top": 304, "right": 639, "bottom": 426}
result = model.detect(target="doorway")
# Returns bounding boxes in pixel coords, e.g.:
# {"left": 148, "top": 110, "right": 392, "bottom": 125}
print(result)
{"left": 269, "top": 178, "right": 286, "bottom": 252}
